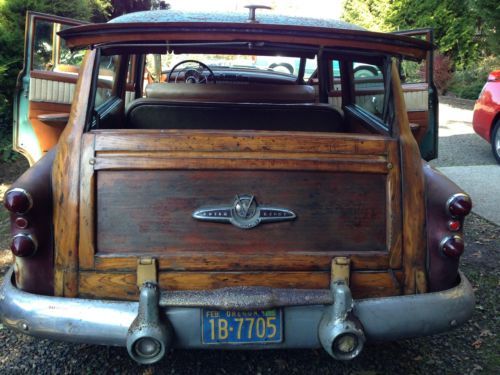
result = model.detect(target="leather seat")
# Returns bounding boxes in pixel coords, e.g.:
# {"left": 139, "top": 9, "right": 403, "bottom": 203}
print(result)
{"left": 125, "top": 99, "right": 345, "bottom": 132}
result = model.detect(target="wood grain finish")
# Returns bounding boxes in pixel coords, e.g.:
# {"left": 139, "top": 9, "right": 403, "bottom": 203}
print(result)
{"left": 61, "top": 24, "right": 430, "bottom": 59}
{"left": 74, "top": 128, "right": 405, "bottom": 299}
{"left": 78, "top": 133, "right": 96, "bottom": 269}
{"left": 29, "top": 102, "right": 70, "bottom": 154}
{"left": 391, "top": 60, "right": 427, "bottom": 294}
{"left": 92, "top": 251, "right": 391, "bottom": 271}
{"left": 79, "top": 270, "right": 402, "bottom": 300}
{"left": 96, "top": 170, "right": 388, "bottom": 254}
{"left": 52, "top": 50, "right": 96, "bottom": 297}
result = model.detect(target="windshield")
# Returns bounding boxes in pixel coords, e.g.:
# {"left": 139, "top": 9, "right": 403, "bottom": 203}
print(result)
{"left": 146, "top": 53, "right": 317, "bottom": 79}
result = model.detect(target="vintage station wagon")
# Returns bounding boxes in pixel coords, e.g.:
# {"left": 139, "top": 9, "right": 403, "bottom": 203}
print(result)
{"left": 1, "top": 7, "right": 474, "bottom": 364}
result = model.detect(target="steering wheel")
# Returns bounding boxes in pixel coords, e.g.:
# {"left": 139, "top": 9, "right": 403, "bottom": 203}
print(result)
{"left": 167, "top": 59, "right": 216, "bottom": 84}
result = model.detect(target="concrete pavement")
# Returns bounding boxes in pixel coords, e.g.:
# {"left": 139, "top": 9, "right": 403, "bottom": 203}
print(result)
{"left": 432, "top": 98, "right": 500, "bottom": 225}
{"left": 438, "top": 165, "right": 500, "bottom": 225}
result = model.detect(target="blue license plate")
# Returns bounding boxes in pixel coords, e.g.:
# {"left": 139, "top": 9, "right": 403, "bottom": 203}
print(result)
{"left": 202, "top": 309, "right": 282, "bottom": 344}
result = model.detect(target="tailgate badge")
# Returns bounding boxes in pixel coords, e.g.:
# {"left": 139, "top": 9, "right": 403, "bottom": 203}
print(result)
{"left": 192, "top": 194, "right": 296, "bottom": 229}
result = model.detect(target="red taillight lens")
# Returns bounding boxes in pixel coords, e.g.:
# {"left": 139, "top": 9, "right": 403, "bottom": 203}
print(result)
{"left": 447, "top": 194, "right": 472, "bottom": 217}
{"left": 448, "top": 219, "right": 461, "bottom": 231}
{"left": 14, "top": 217, "right": 29, "bottom": 229}
{"left": 10, "top": 234, "right": 38, "bottom": 257}
{"left": 4, "top": 188, "right": 33, "bottom": 214}
{"left": 440, "top": 235, "right": 464, "bottom": 258}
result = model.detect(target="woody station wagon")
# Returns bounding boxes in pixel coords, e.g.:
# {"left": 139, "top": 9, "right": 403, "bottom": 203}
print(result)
{"left": 1, "top": 7, "right": 474, "bottom": 364}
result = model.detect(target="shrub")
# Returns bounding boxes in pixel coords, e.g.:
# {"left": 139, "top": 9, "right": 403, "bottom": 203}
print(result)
{"left": 432, "top": 53, "right": 453, "bottom": 95}
{"left": 448, "top": 56, "right": 500, "bottom": 100}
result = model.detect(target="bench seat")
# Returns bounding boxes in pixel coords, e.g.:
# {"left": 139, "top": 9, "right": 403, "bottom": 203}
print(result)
{"left": 125, "top": 99, "right": 345, "bottom": 132}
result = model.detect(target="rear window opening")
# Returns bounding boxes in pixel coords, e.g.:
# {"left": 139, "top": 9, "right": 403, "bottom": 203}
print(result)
{"left": 87, "top": 49, "right": 393, "bottom": 136}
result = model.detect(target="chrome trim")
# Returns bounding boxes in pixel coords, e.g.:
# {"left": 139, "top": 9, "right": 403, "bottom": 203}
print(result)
{"left": 439, "top": 234, "right": 464, "bottom": 256}
{"left": 0, "top": 267, "right": 474, "bottom": 348}
{"left": 445, "top": 192, "right": 471, "bottom": 216}
{"left": 5, "top": 188, "right": 34, "bottom": 213}
{"left": 192, "top": 194, "right": 296, "bottom": 229}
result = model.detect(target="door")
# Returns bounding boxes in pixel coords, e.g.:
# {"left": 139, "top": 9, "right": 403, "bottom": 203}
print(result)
{"left": 393, "top": 28, "right": 438, "bottom": 161}
{"left": 13, "top": 12, "right": 86, "bottom": 165}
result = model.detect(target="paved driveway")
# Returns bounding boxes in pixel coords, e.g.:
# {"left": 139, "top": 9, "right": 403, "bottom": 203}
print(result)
{"left": 430, "top": 97, "right": 500, "bottom": 225}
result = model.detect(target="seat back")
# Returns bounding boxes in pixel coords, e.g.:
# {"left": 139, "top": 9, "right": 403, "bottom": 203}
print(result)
{"left": 125, "top": 99, "right": 345, "bottom": 133}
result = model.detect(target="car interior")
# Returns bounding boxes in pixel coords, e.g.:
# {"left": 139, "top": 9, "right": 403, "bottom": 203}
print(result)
{"left": 88, "top": 47, "right": 389, "bottom": 136}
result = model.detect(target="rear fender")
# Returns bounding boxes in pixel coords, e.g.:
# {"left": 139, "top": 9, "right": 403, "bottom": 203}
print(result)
{"left": 5, "top": 148, "right": 55, "bottom": 295}
{"left": 423, "top": 162, "right": 470, "bottom": 292}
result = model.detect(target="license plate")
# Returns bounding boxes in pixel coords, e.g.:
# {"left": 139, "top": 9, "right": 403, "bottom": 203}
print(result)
{"left": 202, "top": 309, "right": 282, "bottom": 344}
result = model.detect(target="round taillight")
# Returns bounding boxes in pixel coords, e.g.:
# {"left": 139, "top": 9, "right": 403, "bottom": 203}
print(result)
{"left": 448, "top": 219, "right": 461, "bottom": 232}
{"left": 10, "top": 234, "right": 38, "bottom": 257}
{"left": 446, "top": 193, "right": 472, "bottom": 217}
{"left": 4, "top": 188, "right": 33, "bottom": 214}
{"left": 440, "top": 235, "right": 464, "bottom": 258}
{"left": 15, "top": 217, "right": 29, "bottom": 229}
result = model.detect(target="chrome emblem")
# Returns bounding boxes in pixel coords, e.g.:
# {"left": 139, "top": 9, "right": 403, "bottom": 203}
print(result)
{"left": 192, "top": 194, "right": 296, "bottom": 229}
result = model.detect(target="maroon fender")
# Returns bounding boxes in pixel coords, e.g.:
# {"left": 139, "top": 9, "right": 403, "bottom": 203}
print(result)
{"left": 4, "top": 149, "right": 55, "bottom": 295}
{"left": 423, "top": 162, "right": 471, "bottom": 292}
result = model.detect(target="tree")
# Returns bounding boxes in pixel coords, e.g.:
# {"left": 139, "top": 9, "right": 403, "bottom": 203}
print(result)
{"left": 342, "top": 0, "right": 392, "bottom": 32}
{"left": 342, "top": 0, "right": 495, "bottom": 69}
{"left": 0, "top": 0, "right": 108, "bottom": 136}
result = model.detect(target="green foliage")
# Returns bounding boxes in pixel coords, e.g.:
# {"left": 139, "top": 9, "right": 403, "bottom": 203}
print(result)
{"left": 448, "top": 56, "right": 500, "bottom": 100}
{"left": 110, "top": 0, "right": 151, "bottom": 17}
{"left": 342, "top": 0, "right": 496, "bottom": 70}
{"left": 342, "top": 0, "right": 392, "bottom": 31}
{"left": 0, "top": 0, "right": 109, "bottom": 160}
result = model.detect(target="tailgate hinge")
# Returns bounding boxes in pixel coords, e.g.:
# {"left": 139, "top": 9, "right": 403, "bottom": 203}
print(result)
{"left": 136, "top": 257, "right": 158, "bottom": 287}
{"left": 331, "top": 257, "right": 351, "bottom": 286}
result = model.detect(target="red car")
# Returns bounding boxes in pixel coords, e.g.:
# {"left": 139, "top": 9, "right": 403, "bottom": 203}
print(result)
{"left": 473, "top": 70, "right": 500, "bottom": 163}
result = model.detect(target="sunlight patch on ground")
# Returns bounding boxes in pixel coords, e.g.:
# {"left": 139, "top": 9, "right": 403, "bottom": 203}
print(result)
{"left": 438, "top": 103, "right": 475, "bottom": 137}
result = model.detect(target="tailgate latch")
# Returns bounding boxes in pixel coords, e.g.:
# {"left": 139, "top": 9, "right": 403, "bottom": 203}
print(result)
{"left": 136, "top": 257, "right": 157, "bottom": 287}
{"left": 331, "top": 257, "right": 351, "bottom": 285}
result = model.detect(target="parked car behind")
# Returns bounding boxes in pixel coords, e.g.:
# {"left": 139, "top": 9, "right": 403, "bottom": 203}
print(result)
{"left": 1, "top": 7, "right": 474, "bottom": 366}
{"left": 473, "top": 70, "right": 500, "bottom": 163}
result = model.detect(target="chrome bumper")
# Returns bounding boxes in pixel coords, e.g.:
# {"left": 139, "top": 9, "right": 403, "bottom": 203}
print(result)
{"left": 0, "top": 267, "right": 474, "bottom": 349}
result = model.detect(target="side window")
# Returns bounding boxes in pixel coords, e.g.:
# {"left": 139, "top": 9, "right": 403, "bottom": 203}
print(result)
{"left": 32, "top": 19, "right": 83, "bottom": 73}
{"left": 94, "top": 55, "right": 119, "bottom": 108}
{"left": 353, "top": 62, "right": 385, "bottom": 119}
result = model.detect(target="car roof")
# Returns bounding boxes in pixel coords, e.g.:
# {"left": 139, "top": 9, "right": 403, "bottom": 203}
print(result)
{"left": 107, "top": 10, "right": 366, "bottom": 30}
{"left": 59, "top": 10, "right": 432, "bottom": 60}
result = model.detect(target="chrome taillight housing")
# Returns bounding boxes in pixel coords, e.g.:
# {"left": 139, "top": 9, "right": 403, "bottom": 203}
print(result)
{"left": 440, "top": 235, "right": 465, "bottom": 258}
{"left": 10, "top": 233, "right": 38, "bottom": 257}
{"left": 4, "top": 188, "right": 33, "bottom": 214}
{"left": 446, "top": 193, "right": 472, "bottom": 218}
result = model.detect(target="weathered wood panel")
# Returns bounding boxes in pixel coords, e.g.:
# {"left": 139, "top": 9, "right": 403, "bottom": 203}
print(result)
{"left": 79, "top": 270, "right": 402, "bottom": 300}
{"left": 52, "top": 50, "right": 96, "bottom": 297}
{"left": 96, "top": 170, "right": 387, "bottom": 254}
{"left": 92, "top": 251, "right": 391, "bottom": 272}
{"left": 391, "top": 61, "right": 427, "bottom": 294}
{"left": 93, "top": 130, "right": 392, "bottom": 155}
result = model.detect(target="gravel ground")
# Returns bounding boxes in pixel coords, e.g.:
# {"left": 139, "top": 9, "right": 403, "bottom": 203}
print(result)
{"left": 0, "top": 98, "right": 498, "bottom": 374}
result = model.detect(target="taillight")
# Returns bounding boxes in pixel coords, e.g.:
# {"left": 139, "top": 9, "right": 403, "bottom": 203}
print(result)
{"left": 4, "top": 188, "right": 33, "bottom": 214}
{"left": 446, "top": 193, "right": 472, "bottom": 217}
{"left": 440, "top": 235, "right": 464, "bottom": 258}
{"left": 447, "top": 219, "right": 461, "bottom": 232}
{"left": 14, "top": 217, "right": 29, "bottom": 229}
{"left": 11, "top": 234, "right": 38, "bottom": 257}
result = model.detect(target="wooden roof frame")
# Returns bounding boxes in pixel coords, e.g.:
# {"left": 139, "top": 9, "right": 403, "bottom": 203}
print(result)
{"left": 59, "top": 21, "right": 433, "bottom": 60}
